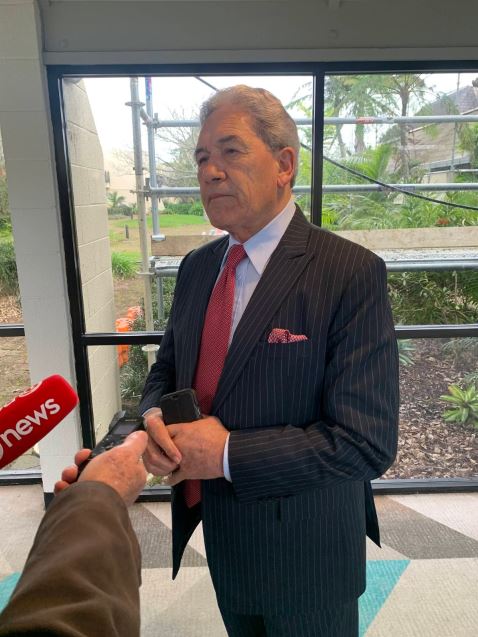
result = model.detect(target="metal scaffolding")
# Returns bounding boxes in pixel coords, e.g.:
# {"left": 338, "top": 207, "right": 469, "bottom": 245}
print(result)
{"left": 126, "top": 80, "right": 478, "bottom": 326}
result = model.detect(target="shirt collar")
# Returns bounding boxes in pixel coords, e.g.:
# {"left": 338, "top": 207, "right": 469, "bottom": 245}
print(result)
{"left": 227, "top": 197, "right": 296, "bottom": 276}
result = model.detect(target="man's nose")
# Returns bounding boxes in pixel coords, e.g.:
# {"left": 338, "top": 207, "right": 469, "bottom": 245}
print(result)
{"left": 202, "top": 160, "right": 226, "bottom": 183}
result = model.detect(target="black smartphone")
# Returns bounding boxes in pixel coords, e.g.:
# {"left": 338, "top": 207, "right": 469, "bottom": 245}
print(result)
{"left": 77, "top": 412, "right": 145, "bottom": 477}
{"left": 160, "top": 389, "right": 202, "bottom": 425}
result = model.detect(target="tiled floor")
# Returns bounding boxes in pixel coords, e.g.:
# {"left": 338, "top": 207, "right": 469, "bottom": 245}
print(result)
{"left": 1, "top": 486, "right": 477, "bottom": 636}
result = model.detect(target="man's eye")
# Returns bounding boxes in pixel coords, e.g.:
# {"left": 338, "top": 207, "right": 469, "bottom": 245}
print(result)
{"left": 225, "top": 148, "right": 239, "bottom": 155}
{"left": 197, "top": 156, "right": 208, "bottom": 165}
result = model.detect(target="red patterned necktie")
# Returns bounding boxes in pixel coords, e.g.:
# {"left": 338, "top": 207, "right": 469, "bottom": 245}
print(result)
{"left": 184, "top": 244, "right": 247, "bottom": 508}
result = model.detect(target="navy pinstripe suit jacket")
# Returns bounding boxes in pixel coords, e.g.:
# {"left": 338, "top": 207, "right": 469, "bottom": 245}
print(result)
{"left": 140, "top": 207, "right": 399, "bottom": 614}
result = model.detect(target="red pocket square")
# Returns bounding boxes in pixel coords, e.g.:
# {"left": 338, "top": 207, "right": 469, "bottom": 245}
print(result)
{"left": 267, "top": 328, "right": 308, "bottom": 344}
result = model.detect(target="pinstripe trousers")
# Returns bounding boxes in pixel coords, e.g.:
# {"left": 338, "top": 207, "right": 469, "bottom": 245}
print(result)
{"left": 218, "top": 599, "right": 359, "bottom": 636}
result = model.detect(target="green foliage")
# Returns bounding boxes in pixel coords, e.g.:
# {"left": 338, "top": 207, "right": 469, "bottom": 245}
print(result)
{"left": 440, "top": 383, "right": 478, "bottom": 429}
{"left": 458, "top": 123, "right": 478, "bottom": 168}
{"left": 119, "top": 278, "right": 176, "bottom": 403}
{"left": 107, "top": 191, "right": 132, "bottom": 217}
{"left": 163, "top": 201, "right": 204, "bottom": 216}
{"left": 320, "top": 140, "right": 478, "bottom": 231}
{"left": 0, "top": 240, "right": 19, "bottom": 295}
{"left": 397, "top": 339, "right": 415, "bottom": 366}
{"left": 120, "top": 335, "right": 148, "bottom": 402}
{"left": 111, "top": 252, "right": 137, "bottom": 279}
{"left": 0, "top": 174, "right": 10, "bottom": 230}
{"left": 388, "top": 271, "right": 478, "bottom": 325}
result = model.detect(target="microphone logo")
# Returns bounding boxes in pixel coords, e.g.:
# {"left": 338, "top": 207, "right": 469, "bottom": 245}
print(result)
{"left": 0, "top": 398, "right": 61, "bottom": 462}
{"left": 0, "top": 375, "right": 78, "bottom": 470}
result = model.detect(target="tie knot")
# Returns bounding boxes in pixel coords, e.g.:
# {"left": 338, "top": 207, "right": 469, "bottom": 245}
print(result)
{"left": 225, "top": 244, "right": 247, "bottom": 271}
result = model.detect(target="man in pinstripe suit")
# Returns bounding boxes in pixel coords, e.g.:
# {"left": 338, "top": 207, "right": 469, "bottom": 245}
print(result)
{"left": 141, "top": 85, "right": 399, "bottom": 636}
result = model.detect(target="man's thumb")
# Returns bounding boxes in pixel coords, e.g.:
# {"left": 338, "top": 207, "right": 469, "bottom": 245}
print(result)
{"left": 121, "top": 430, "right": 149, "bottom": 455}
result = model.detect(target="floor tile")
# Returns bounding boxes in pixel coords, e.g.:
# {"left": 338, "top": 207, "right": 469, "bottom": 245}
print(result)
{"left": 366, "top": 558, "right": 478, "bottom": 637}
{"left": 376, "top": 497, "right": 478, "bottom": 559}
{"left": 390, "top": 493, "right": 478, "bottom": 542}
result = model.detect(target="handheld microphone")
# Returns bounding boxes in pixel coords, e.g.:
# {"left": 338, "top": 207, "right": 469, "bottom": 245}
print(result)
{"left": 0, "top": 375, "right": 79, "bottom": 470}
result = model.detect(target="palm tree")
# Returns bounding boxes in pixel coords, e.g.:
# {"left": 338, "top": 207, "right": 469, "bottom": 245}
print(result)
{"left": 107, "top": 191, "right": 126, "bottom": 210}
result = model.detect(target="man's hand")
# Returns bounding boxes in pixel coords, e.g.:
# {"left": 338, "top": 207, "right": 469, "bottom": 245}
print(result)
{"left": 53, "top": 431, "right": 148, "bottom": 507}
{"left": 164, "top": 416, "right": 228, "bottom": 486}
{"left": 142, "top": 409, "right": 182, "bottom": 477}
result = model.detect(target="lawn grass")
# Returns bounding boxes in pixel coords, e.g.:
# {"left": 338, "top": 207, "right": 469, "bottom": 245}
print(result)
{"left": 109, "top": 213, "right": 208, "bottom": 230}
{"left": 109, "top": 213, "right": 210, "bottom": 254}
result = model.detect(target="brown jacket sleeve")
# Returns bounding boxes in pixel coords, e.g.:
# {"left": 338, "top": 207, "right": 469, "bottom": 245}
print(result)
{"left": 0, "top": 481, "right": 141, "bottom": 637}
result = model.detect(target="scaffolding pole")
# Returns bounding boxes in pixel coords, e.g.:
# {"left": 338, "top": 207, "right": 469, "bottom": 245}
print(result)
{"left": 145, "top": 182, "right": 478, "bottom": 197}
{"left": 126, "top": 78, "right": 157, "bottom": 370}
{"left": 144, "top": 78, "right": 165, "bottom": 242}
{"left": 149, "top": 114, "right": 478, "bottom": 129}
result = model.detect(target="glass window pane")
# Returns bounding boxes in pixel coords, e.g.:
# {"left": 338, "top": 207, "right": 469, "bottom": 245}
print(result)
{"left": 383, "top": 337, "right": 478, "bottom": 480}
{"left": 0, "top": 336, "right": 37, "bottom": 472}
{"left": 322, "top": 72, "right": 478, "bottom": 231}
{"left": 388, "top": 270, "right": 478, "bottom": 325}
{"left": 0, "top": 129, "right": 33, "bottom": 473}
{"left": 0, "top": 129, "right": 22, "bottom": 325}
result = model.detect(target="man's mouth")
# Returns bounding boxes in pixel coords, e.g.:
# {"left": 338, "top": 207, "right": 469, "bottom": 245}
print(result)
{"left": 209, "top": 193, "right": 230, "bottom": 201}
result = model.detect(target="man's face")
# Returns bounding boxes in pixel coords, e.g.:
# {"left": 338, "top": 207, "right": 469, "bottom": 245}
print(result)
{"left": 195, "top": 106, "right": 290, "bottom": 242}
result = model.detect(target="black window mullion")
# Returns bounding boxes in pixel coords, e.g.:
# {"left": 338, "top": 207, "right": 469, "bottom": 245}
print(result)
{"left": 311, "top": 71, "right": 325, "bottom": 227}
{"left": 47, "top": 70, "right": 95, "bottom": 448}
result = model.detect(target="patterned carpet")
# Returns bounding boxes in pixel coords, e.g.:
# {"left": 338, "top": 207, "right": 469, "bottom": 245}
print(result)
{"left": 1, "top": 486, "right": 477, "bottom": 636}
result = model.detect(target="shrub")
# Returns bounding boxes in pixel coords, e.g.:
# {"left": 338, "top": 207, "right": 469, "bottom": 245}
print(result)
{"left": 0, "top": 241, "right": 19, "bottom": 295}
{"left": 163, "top": 201, "right": 204, "bottom": 216}
{"left": 111, "top": 252, "right": 137, "bottom": 279}
{"left": 388, "top": 271, "right": 478, "bottom": 325}
{"left": 440, "top": 383, "right": 478, "bottom": 429}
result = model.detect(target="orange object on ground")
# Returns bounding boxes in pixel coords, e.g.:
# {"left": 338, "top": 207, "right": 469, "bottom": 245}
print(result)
{"left": 116, "top": 317, "right": 132, "bottom": 367}
{"left": 126, "top": 306, "right": 142, "bottom": 321}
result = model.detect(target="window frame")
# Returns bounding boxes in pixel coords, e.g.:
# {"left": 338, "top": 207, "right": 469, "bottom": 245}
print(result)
{"left": 41, "top": 60, "right": 478, "bottom": 496}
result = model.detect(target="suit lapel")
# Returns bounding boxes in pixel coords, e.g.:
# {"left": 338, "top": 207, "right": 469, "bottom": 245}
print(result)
{"left": 179, "top": 238, "right": 228, "bottom": 389}
{"left": 212, "top": 208, "right": 313, "bottom": 413}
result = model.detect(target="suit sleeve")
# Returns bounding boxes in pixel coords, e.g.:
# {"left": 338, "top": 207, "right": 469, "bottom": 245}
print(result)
{"left": 228, "top": 255, "right": 399, "bottom": 502}
{"left": 0, "top": 482, "right": 141, "bottom": 637}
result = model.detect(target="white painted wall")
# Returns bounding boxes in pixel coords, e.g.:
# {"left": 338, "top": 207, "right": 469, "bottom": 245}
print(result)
{"left": 38, "top": 0, "right": 478, "bottom": 64}
{"left": 0, "top": 0, "right": 82, "bottom": 493}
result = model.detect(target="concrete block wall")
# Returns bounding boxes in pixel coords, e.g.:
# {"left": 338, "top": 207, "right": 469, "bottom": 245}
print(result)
{"left": 62, "top": 78, "right": 121, "bottom": 440}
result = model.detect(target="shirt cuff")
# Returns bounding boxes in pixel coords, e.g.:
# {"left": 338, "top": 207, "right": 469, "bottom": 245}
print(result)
{"left": 223, "top": 433, "right": 232, "bottom": 482}
{"left": 142, "top": 407, "right": 162, "bottom": 419}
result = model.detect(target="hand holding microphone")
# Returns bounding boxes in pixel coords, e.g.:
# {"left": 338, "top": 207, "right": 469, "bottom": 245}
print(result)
{"left": 0, "top": 375, "right": 148, "bottom": 505}
{"left": 55, "top": 431, "right": 148, "bottom": 507}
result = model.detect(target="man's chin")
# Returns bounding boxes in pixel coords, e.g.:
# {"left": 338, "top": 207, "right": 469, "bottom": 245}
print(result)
{"left": 205, "top": 206, "right": 234, "bottom": 230}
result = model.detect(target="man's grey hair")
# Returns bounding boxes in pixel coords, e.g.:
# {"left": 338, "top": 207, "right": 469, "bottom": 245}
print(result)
{"left": 199, "top": 85, "right": 300, "bottom": 186}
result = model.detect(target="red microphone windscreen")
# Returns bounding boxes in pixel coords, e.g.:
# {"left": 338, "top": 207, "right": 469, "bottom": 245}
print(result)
{"left": 0, "top": 375, "right": 79, "bottom": 470}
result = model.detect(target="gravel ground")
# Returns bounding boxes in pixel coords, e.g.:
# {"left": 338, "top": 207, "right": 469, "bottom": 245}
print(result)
{"left": 384, "top": 338, "right": 478, "bottom": 479}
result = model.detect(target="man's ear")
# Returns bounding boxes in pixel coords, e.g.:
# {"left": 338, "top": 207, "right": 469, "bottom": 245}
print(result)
{"left": 276, "top": 147, "right": 296, "bottom": 188}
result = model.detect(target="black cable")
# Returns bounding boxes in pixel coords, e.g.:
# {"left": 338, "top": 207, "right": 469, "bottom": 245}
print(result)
{"left": 195, "top": 77, "right": 219, "bottom": 92}
{"left": 300, "top": 142, "right": 478, "bottom": 213}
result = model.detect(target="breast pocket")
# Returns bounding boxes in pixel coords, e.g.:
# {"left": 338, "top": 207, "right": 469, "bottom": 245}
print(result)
{"left": 254, "top": 339, "right": 315, "bottom": 359}
{"left": 234, "top": 340, "right": 319, "bottom": 428}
